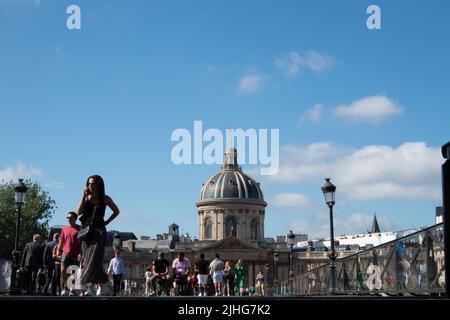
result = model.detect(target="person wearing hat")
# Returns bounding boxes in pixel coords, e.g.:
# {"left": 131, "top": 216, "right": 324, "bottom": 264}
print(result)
{"left": 43, "top": 232, "right": 60, "bottom": 295}
{"left": 58, "top": 211, "right": 81, "bottom": 296}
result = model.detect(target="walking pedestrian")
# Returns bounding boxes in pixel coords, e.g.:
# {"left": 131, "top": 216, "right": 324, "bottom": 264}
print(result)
{"left": 43, "top": 233, "right": 59, "bottom": 295}
{"left": 209, "top": 253, "right": 224, "bottom": 296}
{"left": 234, "top": 259, "right": 245, "bottom": 296}
{"left": 195, "top": 253, "right": 209, "bottom": 296}
{"left": 20, "top": 234, "right": 44, "bottom": 295}
{"left": 76, "top": 175, "right": 120, "bottom": 296}
{"left": 256, "top": 269, "right": 265, "bottom": 296}
{"left": 58, "top": 212, "right": 81, "bottom": 296}
{"left": 107, "top": 248, "right": 124, "bottom": 296}
{"left": 223, "top": 261, "right": 233, "bottom": 296}
{"left": 52, "top": 241, "right": 62, "bottom": 295}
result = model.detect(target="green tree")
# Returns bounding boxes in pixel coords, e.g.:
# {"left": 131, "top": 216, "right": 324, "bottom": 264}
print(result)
{"left": 0, "top": 180, "right": 56, "bottom": 260}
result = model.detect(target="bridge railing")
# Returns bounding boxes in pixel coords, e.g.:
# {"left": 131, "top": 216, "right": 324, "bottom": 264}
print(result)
{"left": 290, "top": 223, "right": 445, "bottom": 296}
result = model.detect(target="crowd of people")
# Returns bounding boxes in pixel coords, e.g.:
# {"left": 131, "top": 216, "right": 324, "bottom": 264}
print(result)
{"left": 18, "top": 229, "right": 269, "bottom": 297}
{"left": 137, "top": 252, "right": 268, "bottom": 297}
{"left": 16, "top": 175, "right": 121, "bottom": 296}
{"left": 15, "top": 174, "right": 271, "bottom": 297}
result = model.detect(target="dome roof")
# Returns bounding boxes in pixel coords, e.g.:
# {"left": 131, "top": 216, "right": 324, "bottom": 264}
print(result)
{"left": 197, "top": 146, "right": 266, "bottom": 205}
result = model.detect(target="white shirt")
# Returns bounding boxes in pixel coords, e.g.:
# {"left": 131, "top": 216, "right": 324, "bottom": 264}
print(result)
{"left": 108, "top": 256, "right": 124, "bottom": 275}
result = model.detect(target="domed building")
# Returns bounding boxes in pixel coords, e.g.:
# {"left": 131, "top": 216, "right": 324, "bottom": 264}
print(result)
{"left": 197, "top": 146, "right": 267, "bottom": 242}
{"left": 102, "top": 146, "right": 305, "bottom": 292}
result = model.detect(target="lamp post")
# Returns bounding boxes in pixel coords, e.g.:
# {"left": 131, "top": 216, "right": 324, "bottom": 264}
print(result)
{"left": 273, "top": 252, "right": 279, "bottom": 296}
{"left": 287, "top": 230, "right": 295, "bottom": 296}
{"left": 10, "top": 179, "right": 28, "bottom": 295}
{"left": 441, "top": 142, "right": 450, "bottom": 299}
{"left": 321, "top": 178, "right": 337, "bottom": 295}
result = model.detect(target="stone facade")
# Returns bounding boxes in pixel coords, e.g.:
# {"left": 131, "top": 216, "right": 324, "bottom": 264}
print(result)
{"left": 197, "top": 203, "right": 265, "bottom": 241}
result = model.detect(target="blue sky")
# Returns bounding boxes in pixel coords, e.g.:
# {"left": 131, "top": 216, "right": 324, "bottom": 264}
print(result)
{"left": 0, "top": 0, "right": 449, "bottom": 240}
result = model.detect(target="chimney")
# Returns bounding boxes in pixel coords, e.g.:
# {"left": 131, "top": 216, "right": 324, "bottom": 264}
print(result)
{"left": 127, "top": 241, "right": 136, "bottom": 252}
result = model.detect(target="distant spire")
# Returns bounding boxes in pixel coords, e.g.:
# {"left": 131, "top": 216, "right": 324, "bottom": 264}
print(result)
{"left": 370, "top": 213, "right": 381, "bottom": 233}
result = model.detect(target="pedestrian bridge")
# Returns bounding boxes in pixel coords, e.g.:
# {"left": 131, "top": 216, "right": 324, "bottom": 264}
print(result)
{"left": 275, "top": 223, "right": 445, "bottom": 296}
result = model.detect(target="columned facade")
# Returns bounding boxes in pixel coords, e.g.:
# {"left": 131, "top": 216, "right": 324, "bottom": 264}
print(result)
{"left": 198, "top": 203, "right": 266, "bottom": 241}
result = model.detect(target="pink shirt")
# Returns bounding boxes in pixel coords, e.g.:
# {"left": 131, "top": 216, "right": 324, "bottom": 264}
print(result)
{"left": 60, "top": 224, "right": 81, "bottom": 256}
{"left": 172, "top": 258, "right": 191, "bottom": 275}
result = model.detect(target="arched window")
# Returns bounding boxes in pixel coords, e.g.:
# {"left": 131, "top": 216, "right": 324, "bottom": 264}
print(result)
{"left": 225, "top": 216, "right": 237, "bottom": 237}
{"left": 204, "top": 218, "right": 213, "bottom": 239}
{"left": 250, "top": 219, "right": 258, "bottom": 240}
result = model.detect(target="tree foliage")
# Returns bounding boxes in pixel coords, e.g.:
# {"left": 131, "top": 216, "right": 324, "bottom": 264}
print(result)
{"left": 0, "top": 180, "right": 56, "bottom": 260}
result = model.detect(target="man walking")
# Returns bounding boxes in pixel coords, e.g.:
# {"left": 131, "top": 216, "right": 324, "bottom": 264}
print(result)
{"left": 58, "top": 212, "right": 81, "bottom": 296}
{"left": 21, "top": 234, "right": 44, "bottom": 295}
{"left": 195, "top": 253, "right": 209, "bottom": 296}
{"left": 209, "top": 253, "right": 224, "bottom": 296}
{"left": 107, "top": 248, "right": 124, "bottom": 296}
{"left": 42, "top": 233, "right": 59, "bottom": 295}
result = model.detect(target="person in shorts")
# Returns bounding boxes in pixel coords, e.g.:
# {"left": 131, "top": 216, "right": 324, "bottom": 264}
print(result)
{"left": 256, "top": 270, "right": 265, "bottom": 296}
{"left": 209, "top": 253, "right": 224, "bottom": 296}
{"left": 58, "top": 212, "right": 81, "bottom": 296}
{"left": 195, "top": 253, "right": 209, "bottom": 296}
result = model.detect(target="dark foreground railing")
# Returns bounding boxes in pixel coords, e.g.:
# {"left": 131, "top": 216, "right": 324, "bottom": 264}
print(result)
{"left": 282, "top": 223, "right": 445, "bottom": 296}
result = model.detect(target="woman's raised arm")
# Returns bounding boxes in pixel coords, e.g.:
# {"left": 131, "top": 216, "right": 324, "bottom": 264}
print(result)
{"left": 104, "top": 195, "right": 120, "bottom": 226}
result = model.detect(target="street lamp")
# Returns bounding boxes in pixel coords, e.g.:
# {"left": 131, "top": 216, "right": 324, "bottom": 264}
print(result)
{"left": 273, "top": 252, "right": 279, "bottom": 296}
{"left": 273, "top": 252, "right": 280, "bottom": 295}
{"left": 10, "top": 179, "right": 28, "bottom": 295}
{"left": 287, "top": 230, "right": 295, "bottom": 295}
{"left": 321, "top": 178, "right": 337, "bottom": 295}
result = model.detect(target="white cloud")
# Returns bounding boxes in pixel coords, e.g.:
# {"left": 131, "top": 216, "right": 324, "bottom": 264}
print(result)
{"left": 270, "top": 193, "right": 314, "bottom": 211}
{"left": 237, "top": 73, "right": 266, "bottom": 94}
{"left": 274, "top": 52, "right": 303, "bottom": 77}
{"left": 303, "top": 50, "right": 333, "bottom": 72}
{"left": 274, "top": 50, "right": 333, "bottom": 77}
{"left": 44, "top": 181, "right": 64, "bottom": 189}
{"left": 333, "top": 95, "right": 403, "bottom": 123}
{"left": 0, "top": 163, "right": 43, "bottom": 183}
{"left": 268, "top": 142, "right": 443, "bottom": 201}
{"left": 300, "top": 104, "right": 324, "bottom": 123}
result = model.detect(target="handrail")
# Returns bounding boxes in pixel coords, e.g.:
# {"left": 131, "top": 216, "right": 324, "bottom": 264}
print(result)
{"left": 306, "top": 223, "right": 443, "bottom": 273}
{"left": 292, "top": 223, "right": 445, "bottom": 296}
